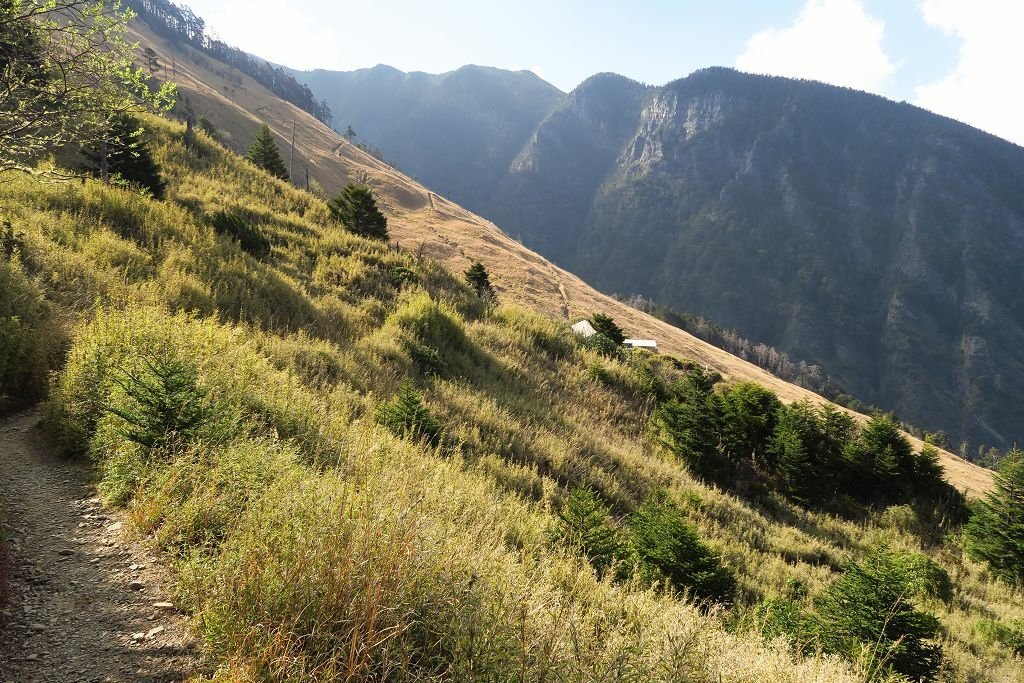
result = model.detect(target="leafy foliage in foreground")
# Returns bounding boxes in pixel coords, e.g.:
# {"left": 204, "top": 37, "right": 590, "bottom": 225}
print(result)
{"left": 0, "top": 0, "right": 175, "bottom": 174}
{"left": 0, "top": 256, "right": 61, "bottom": 403}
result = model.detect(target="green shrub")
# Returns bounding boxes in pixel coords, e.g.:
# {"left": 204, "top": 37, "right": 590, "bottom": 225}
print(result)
{"left": 389, "top": 293, "right": 467, "bottom": 352}
{"left": 813, "top": 547, "right": 942, "bottom": 681}
{"left": 626, "top": 490, "right": 735, "bottom": 604}
{"left": 894, "top": 552, "right": 954, "bottom": 604}
{"left": 975, "top": 618, "right": 1024, "bottom": 655}
{"left": 210, "top": 210, "right": 271, "bottom": 258}
{"left": 375, "top": 379, "right": 442, "bottom": 447}
{"left": 105, "top": 352, "right": 213, "bottom": 452}
{"left": 553, "top": 486, "right": 622, "bottom": 575}
{"left": 635, "top": 360, "right": 668, "bottom": 402}
{"left": 751, "top": 596, "right": 808, "bottom": 645}
{"left": 1, "top": 220, "right": 24, "bottom": 258}
{"left": 388, "top": 265, "right": 416, "bottom": 288}
{"left": 0, "top": 258, "right": 61, "bottom": 403}
{"left": 408, "top": 343, "right": 445, "bottom": 376}
{"left": 582, "top": 332, "right": 622, "bottom": 359}
{"left": 586, "top": 361, "right": 613, "bottom": 385}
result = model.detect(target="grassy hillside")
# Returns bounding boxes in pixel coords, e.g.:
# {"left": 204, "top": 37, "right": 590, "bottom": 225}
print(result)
{"left": 122, "top": 17, "right": 991, "bottom": 498}
{"left": 2, "top": 107, "right": 1023, "bottom": 681}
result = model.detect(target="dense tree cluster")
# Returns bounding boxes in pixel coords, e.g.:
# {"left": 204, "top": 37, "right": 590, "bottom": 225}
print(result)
{"left": 654, "top": 368, "right": 963, "bottom": 511}
{"left": 124, "top": 0, "right": 332, "bottom": 124}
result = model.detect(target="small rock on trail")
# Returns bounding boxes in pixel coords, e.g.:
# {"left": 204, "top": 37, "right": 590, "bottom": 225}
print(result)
{"left": 0, "top": 411, "right": 203, "bottom": 682}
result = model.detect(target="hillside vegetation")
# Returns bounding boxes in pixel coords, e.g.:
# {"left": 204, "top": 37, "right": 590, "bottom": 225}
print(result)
{"left": 122, "top": 16, "right": 992, "bottom": 499}
{"left": 2, "top": 109, "right": 1023, "bottom": 681}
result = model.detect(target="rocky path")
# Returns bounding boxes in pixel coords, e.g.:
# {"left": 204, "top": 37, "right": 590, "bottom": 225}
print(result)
{"left": 0, "top": 411, "right": 202, "bottom": 682}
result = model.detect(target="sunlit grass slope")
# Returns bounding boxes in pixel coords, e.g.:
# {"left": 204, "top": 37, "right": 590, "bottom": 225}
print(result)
{"left": 1, "top": 117, "right": 1021, "bottom": 681}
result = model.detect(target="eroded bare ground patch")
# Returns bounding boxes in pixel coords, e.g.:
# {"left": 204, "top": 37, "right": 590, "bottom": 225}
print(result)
{"left": 0, "top": 411, "right": 203, "bottom": 683}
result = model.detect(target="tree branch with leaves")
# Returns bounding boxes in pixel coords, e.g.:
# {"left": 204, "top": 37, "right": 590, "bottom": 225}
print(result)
{"left": 0, "top": 0, "right": 176, "bottom": 175}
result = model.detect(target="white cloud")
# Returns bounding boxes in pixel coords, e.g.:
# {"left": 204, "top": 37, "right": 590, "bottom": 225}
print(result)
{"left": 735, "top": 0, "right": 895, "bottom": 92}
{"left": 914, "top": 0, "right": 1024, "bottom": 146}
{"left": 188, "top": 0, "right": 341, "bottom": 70}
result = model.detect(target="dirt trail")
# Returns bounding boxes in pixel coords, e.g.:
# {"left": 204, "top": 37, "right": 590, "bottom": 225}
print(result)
{"left": 0, "top": 411, "right": 202, "bottom": 682}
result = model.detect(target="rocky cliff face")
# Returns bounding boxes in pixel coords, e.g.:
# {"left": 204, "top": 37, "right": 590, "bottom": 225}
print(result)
{"left": 489, "top": 68, "right": 1024, "bottom": 450}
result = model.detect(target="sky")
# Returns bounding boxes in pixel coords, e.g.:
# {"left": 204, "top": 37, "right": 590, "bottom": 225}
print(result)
{"left": 183, "top": 0, "right": 1023, "bottom": 146}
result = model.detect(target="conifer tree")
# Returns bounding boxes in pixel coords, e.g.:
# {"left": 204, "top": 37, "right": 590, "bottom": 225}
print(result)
{"left": 554, "top": 486, "right": 621, "bottom": 574}
{"left": 772, "top": 408, "right": 814, "bottom": 503}
{"left": 83, "top": 114, "right": 166, "bottom": 198}
{"left": 627, "top": 490, "right": 735, "bottom": 604}
{"left": 328, "top": 183, "right": 389, "bottom": 240}
{"left": 966, "top": 450, "right": 1024, "bottom": 585}
{"left": 375, "top": 379, "right": 441, "bottom": 446}
{"left": 464, "top": 261, "right": 497, "bottom": 304}
{"left": 106, "top": 354, "right": 211, "bottom": 452}
{"left": 246, "top": 123, "right": 289, "bottom": 180}
{"left": 719, "top": 382, "right": 781, "bottom": 466}
{"left": 814, "top": 548, "right": 942, "bottom": 681}
{"left": 655, "top": 369, "right": 722, "bottom": 478}
{"left": 590, "top": 313, "right": 625, "bottom": 345}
